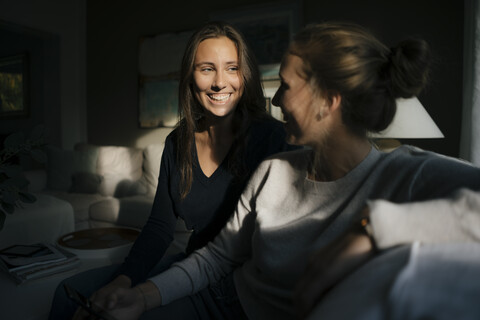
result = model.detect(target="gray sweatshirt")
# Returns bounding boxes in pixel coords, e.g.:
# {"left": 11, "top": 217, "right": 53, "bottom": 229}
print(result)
{"left": 150, "top": 145, "right": 480, "bottom": 319}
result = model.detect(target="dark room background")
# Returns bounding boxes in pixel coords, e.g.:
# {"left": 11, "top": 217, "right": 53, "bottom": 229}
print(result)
{"left": 0, "top": 0, "right": 466, "bottom": 158}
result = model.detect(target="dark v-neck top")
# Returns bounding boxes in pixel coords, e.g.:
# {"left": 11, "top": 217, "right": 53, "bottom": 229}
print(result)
{"left": 118, "top": 116, "right": 296, "bottom": 285}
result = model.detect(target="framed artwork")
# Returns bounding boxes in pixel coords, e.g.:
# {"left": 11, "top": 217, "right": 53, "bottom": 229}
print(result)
{"left": 137, "top": 30, "right": 193, "bottom": 128}
{"left": 138, "top": 77, "right": 179, "bottom": 128}
{"left": 0, "top": 53, "right": 29, "bottom": 119}
{"left": 210, "top": 1, "right": 301, "bottom": 71}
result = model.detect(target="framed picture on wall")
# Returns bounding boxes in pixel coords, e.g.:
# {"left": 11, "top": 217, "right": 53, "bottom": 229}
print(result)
{"left": 138, "top": 77, "right": 179, "bottom": 128}
{"left": 0, "top": 53, "right": 29, "bottom": 119}
{"left": 137, "top": 30, "right": 193, "bottom": 128}
{"left": 210, "top": 1, "right": 301, "bottom": 69}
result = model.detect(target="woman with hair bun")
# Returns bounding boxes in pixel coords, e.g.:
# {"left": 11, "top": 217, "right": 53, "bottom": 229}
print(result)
{"left": 92, "top": 22, "right": 480, "bottom": 320}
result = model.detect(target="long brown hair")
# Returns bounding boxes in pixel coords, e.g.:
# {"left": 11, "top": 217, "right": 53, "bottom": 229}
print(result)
{"left": 176, "top": 21, "right": 267, "bottom": 199}
{"left": 289, "top": 22, "right": 431, "bottom": 136}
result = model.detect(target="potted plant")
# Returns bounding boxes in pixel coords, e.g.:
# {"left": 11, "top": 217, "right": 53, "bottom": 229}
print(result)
{"left": 0, "top": 126, "right": 47, "bottom": 230}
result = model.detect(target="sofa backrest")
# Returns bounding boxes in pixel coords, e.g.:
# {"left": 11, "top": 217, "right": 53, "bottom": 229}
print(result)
{"left": 95, "top": 145, "right": 145, "bottom": 197}
{"left": 142, "top": 143, "right": 164, "bottom": 196}
{"left": 43, "top": 143, "right": 164, "bottom": 198}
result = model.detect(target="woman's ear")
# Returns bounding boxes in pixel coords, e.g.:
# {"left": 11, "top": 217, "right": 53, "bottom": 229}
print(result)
{"left": 316, "top": 93, "right": 342, "bottom": 120}
{"left": 328, "top": 93, "right": 342, "bottom": 112}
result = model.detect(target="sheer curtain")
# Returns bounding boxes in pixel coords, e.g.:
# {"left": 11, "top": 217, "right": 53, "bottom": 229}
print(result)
{"left": 461, "top": 0, "right": 480, "bottom": 165}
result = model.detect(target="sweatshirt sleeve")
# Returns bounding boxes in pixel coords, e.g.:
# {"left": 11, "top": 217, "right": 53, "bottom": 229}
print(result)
{"left": 368, "top": 188, "right": 480, "bottom": 249}
{"left": 149, "top": 161, "right": 264, "bottom": 305}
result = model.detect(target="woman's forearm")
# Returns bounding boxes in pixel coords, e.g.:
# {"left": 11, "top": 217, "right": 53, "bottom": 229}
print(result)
{"left": 135, "top": 281, "right": 162, "bottom": 311}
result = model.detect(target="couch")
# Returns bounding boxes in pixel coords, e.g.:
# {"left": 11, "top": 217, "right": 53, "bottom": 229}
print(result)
{"left": 24, "top": 142, "right": 191, "bottom": 255}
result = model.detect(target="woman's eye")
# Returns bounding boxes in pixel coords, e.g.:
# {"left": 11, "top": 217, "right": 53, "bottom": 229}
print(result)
{"left": 227, "top": 66, "right": 239, "bottom": 72}
{"left": 201, "top": 67, "right": 213, "bottom": 72}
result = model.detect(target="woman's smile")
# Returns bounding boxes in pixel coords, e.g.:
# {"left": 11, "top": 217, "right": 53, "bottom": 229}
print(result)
{"left": 207, "top": 93, "right": 232, "bottom": 104}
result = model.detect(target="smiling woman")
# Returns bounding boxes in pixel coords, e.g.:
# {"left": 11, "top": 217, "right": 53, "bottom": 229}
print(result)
{"left": 49, "top": 21, "right": 294, "bottom": 320}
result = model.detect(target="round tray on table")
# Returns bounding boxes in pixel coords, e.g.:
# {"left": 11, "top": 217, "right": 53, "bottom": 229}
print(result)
{"left": 58, "top": 227, "right": 140, "bottom": 264}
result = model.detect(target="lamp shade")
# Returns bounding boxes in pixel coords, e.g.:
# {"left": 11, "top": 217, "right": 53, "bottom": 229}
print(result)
{"left": 370, "top": 97, "right": 444, "bottom": 139}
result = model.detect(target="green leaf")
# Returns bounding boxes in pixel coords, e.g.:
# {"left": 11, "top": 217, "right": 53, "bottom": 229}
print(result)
{"left": 19, "top": 192, "right": 36, "bottom": 203}
{"left": 1, "top": 190, "right": 17, "bottom": 205}
{"left": 1, "top": 201, "right": 14, "bottom": 214}
{"left": 0, "top": 211, "right": 5, "bottom": 231}
{"left": 30, "top": 149, "right": 47, "bottom": 163}
{"left": 1, "top": 165, "right": 22, "bottom": 177}
{"left": 9, "top": 176, "right": 29, "bottom": 188}
{"left": 4, "top": 132, "right": 25, "bottom": 148}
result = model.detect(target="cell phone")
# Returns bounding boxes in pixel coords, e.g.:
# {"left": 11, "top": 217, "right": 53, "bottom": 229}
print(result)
{"left": 64, "top": 284, "right": 117, "bottom": 320}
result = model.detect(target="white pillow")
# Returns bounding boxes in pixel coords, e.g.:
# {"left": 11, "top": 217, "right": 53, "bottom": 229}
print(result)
{"left": 142, "top": 143, "right": 164, "bottom": 195}
{"left": 96, "top": 146, "right": 144, "bottom": 197}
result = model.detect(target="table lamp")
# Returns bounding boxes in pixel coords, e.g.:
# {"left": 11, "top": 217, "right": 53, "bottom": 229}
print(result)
{"left": 369, "top": 97, "right": 444, "bottom": 151}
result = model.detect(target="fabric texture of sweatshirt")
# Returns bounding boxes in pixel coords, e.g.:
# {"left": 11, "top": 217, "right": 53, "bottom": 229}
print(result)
{"left": 151, "top": 145, "right": 480, "bottom": 319}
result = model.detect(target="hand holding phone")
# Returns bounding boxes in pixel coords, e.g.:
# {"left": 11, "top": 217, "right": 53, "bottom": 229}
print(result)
{"left": 64, "top": 284, "right": 117, "bottom": 320}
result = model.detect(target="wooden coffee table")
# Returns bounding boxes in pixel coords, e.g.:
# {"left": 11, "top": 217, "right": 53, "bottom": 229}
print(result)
{"left": 58, "top": 227, "right": 140, "bottom": 264}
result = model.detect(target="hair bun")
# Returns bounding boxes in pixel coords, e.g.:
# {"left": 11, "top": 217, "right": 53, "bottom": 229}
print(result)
{"left": 385, "top": 38, "right": 431, "bottom": 98}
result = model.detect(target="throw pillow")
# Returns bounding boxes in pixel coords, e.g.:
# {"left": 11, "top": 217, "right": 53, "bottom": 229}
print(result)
{"left": 69, "top": 172, "right": 103, "bottom": 194}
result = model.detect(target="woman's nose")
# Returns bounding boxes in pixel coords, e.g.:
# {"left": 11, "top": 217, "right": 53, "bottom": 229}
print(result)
{"left": 212, "top": 71, "right": 226, "bottom": 90}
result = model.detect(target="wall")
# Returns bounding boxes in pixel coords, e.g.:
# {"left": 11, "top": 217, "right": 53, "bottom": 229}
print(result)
{"left": 87, "top": 0, "right": 271, "bottom": 149}
{"left": 0, "top": 22, "right": 60, "bottom": 148}
{"left": 0, "top": 0, "right": 87, "bottom": 149}
{"left": 86, "top": 0, "right": 464, "bottom": 157}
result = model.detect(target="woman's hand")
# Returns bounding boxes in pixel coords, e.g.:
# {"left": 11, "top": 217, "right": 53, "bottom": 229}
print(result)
{"left": 101, "top": 286, "right": 145, "bottom": 320}
{"left": 90, "top": 275, "right": 132, "bottom": 309}
{"left": 105, "top": 281, "right": 162, "bottom": 320}
{"left": 294, "top": 208, "right": 377, "bottom": 319}
{"left": 72, "top": 275, "right": 132, "bottom": 320}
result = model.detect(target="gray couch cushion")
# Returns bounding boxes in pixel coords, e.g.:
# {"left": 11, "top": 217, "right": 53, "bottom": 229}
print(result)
{"left": 44, "top": 190, "right": 106, "bottom": 227}
{"left": 69, "top": 172, "right": 103, "bottom": 194}
{"left": 89, "top": 195, "right": 154, "bottom": 229}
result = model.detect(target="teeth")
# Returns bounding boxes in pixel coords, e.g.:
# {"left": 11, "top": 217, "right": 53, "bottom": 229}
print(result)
{"left": 208, "top": 94, "right": 230, "bottom": 101}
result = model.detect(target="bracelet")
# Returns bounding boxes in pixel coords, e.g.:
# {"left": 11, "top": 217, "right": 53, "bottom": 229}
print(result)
{"left": 136, "top": 286, "right": 148, "bottom": 312}
{"left": 359, "top": 216, "right": 378, "bottom": 252}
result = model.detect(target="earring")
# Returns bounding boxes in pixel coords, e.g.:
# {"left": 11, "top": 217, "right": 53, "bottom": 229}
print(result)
{"left": 316, "top": 109, "right": 326, "bottom": 121}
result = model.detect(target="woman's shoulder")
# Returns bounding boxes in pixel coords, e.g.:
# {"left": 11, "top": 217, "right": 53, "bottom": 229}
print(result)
{"left": 387, "top": 145, "right": 473, "bottom": 166}
{"left": 382, "top": 145, "right": 480, "bottom": 180}
{"left": 248, "top": 115, "right": 285, "bottom": 137}
{"left": 162, "top": 127, "right": 182, "bottom": 155}
{"left": 246, "top": 148, "right": 310, "bottom": 191}
{"left": 257, "top": 147, "right": 311, "bottom": 172}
